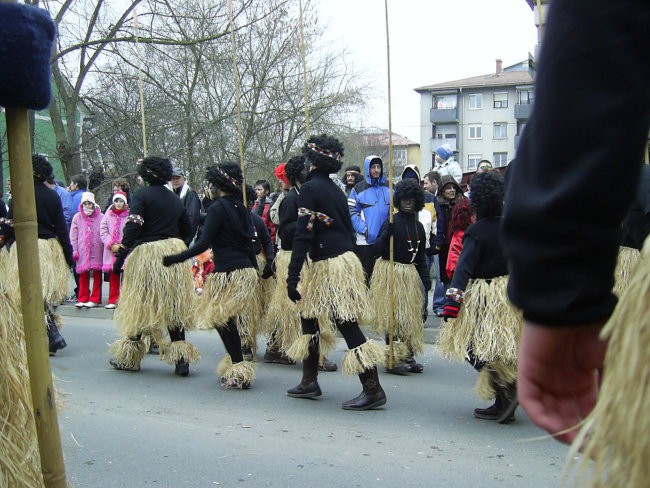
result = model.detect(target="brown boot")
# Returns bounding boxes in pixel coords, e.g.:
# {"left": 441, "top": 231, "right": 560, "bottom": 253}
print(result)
{"left": 342, "top": 367, "right": 386, "bottom": 410}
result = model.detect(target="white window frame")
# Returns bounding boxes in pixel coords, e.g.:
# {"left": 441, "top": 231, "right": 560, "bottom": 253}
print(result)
{"left": 468, "top": 93, "right": 483, "bottom": 110}
{"left": 434, "top": 95, "right": 457, "bottom": 110}
{"left": 493, "top": 122, "right": 507, "bottom": 139}
{"left": 493, "top": 92, "right": 508, "bottom": 108}
{"left": 468, "top": 124, "right": 482, "bottom": 140}
{"left": 518, "top": 90, "right": 534, "bottom": 105}
{"left": 493, "top": 152, "right": 508, "bottom": 167}
{"left": 467, "top": 153, "right": 482, "bottom": 170}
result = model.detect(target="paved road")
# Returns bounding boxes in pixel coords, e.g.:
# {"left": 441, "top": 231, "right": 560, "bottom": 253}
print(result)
{"left": 52, "top": 316, "right": 570, "bottom": 488}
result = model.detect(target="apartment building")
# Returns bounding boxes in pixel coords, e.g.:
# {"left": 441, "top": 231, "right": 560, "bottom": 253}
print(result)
{"left": 414, "top": 59, "right": 534, "bottom": 175}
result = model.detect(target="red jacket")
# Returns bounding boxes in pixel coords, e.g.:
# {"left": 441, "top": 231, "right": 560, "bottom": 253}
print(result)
{"left": 446, "top": 229, "right": 464, "bottom": 281}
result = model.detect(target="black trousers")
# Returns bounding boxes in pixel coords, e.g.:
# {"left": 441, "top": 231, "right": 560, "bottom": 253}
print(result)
{"left": 301, "top": 317, "right": 366, "bottom": 351}
{"left": 354, "top": 244, "right": 376, "bottom": 284}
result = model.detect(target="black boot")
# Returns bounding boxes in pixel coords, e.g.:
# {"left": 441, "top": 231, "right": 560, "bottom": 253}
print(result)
{"left": 342, "top": 367, "right": 386, "bottom": 410}
{"left": 497, "top": 382, "right": 518, "bottom": 424}
{"left": 47, "top": 310, "right": 67, "bottom": 356}
{"left": 175, "top": 359, "right": 190, "bottom": 377}
{"left": 287, "top": 336, "right": 321, "bottom": 399}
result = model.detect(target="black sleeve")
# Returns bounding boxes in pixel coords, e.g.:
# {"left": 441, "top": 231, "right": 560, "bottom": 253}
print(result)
{"left": 167, "top": 202, "right": 220, "bottom": 263}
{"left": 501, "top": 0, "right": 650, "bottom": 326}
{"left": 185, "top": 190, "right": 202, "bottom": 243}
{"left": 119, "top": 191, "right": 146, "bottom": 255}
{"left": 287, "top": 188, "right": 316, "bottom": 283}
{"left": 257, "top": 217, "right": 275, "bottom": 262}
{"left": 414, "top": 222, "right": 430, "bottom": 290}
{"left": 449, "top": 235, "right": 480, "bottom": 292}
{"left": 430, "top": 200, "right": 445, "bottom": 253}
{"left": 373, "top": 219, "right": 391, "bottom": 257}
{"left": 179, "top": 208, "right": 193, "bottom": 246}
{"left": 51, "top": 196, "right": 73, "bottom": 265}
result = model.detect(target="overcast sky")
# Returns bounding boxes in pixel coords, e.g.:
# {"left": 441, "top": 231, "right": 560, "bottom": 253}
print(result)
{"left": 315, "top": 0, "right": 538, "bottom": 143}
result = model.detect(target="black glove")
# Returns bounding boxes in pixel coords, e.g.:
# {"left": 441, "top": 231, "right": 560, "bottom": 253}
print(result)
{"left": 261, "top": 261, "right": 274, "bottom": 280}
{"left": 287, "top": 280, "right": 301, "bottom": 303}
{"left": 113, "top": 257, "right": 125, "bottom": 275}
{"left": 162, "top": 254, "right": 181, "bottom": 267}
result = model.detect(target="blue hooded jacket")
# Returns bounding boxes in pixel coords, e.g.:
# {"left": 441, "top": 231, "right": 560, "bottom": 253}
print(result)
{"left": 347, "top": 155, "right": 390, "bottom": 245}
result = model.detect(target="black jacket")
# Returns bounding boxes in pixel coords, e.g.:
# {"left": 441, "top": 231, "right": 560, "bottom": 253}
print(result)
{"left": 278, "top": 187, "right": 300, "bottom": 251}
{"left": 288, "top": 171, "right": 356, "bottom": 284}
{"left": 374, "top": 212, "right": 431, "bottom": 290}
{"left": 174, "top": 185, "right": 202, "bottom": 246}
{"left": 168, "top": 196, "right": 256, "bottom": 273}
{"left": 120, "top": 185, "right": 192, "bottom": 255}
{"left": 4, "top": 180, "right": 73, "bottom": 265}
{"left": 252, "top": 211, "right": 275, "bottom": 261}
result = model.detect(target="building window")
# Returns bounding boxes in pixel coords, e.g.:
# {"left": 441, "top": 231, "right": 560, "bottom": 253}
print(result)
{"left": 493, "top": 152, "right": 508, "bottom": 167}
{"left": 468, "top": 154, "right": 482, "bottom": 170}
{"left": 493, "top": 92, "right": 508, "bottom": 108}
{"left": 518, "top": 89, "right": 534, "bottom": 105}
{"left": 393, "top": 148, "right": 407, "bottom": 165}
{"left": 434, "top": 95, "right": 457, "bottom": 110}
{"left": 493, "top": 122, "right": 507, "bottom": 139}
{"left": 468, "top": 94, "right": 483, "bottom": 110}
{"left": 468, "top": 124, "right": 482, "bottom": 139}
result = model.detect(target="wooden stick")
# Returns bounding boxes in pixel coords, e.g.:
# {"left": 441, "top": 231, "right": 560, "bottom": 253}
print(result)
{"left": 298, "top": 0, "right": 311, "bottom": 138}
{"left": 5, "top": 107, "right": 68, "bottom": 487}
{"left": 133, "top": 8, "right": 148, "bottom": 157}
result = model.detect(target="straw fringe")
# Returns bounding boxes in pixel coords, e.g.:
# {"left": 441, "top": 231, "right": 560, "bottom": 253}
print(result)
{"left": 286, "top": 334, "right": 313, "bottom": 362}
{"left": 264, "top": 251, "right": 302, "bottom": 351}
{"left": 216, "top": 356, "right": 255, "bottom": 388}
{"left": 437, "top": 277, "right": 522, "bottom": 364}
{"left": 0, "top": 292, "right": 44, "bottom": 487}
{"left": 115, "top": 239, "right": 197, "bottom": 338}
{"left": 108, "top": 338, "right": 146, "bottom": 370}
{"left": 319, "top": 330, "right": 337, "bottom": 359}
{"left": 160, "top": 340, "right": 201, "bottom": 365}
{"left": 299, "top": 252, "right": 370, "bottom": 327}
{"left": 341, "top": 339, "right": 386, "bottom": 376}
{"left": 613, "top": 245, "right": 640, "bottom": 297}
{"left": 567, "top": 240, "right": 650, "bottom": 487}
{"left": 369, "top": 258, "right": 424, "bottom": 354}
{"left": 197, "top": 267, "right": 259, "bottom": 330}
{"left": 475, "top": 362, "right": 517, "bottom": 401}
{"left": 6, "top": 238, "right": 69, "bottom": 304}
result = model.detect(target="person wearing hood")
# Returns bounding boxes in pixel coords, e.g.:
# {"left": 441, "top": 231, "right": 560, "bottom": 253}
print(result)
{"left": 171, "top": 167, "right": 202, "bottom": 246}
{"left": 348, "top": 156, "right": 391, "bottom": 282}
{"left": 433, "top": 144, "right": 462, "bottom": 185}
{"left": 70, "top": 192, "right": 105, "bottom": 308}
{"left": 100, "top": 191, "right": 129, "bottom": 309}
{"left": 343, "top": 165, "right": 363, "bottom": 196}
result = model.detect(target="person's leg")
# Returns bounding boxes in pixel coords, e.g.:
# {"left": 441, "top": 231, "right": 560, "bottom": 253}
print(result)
{"left": 287, "top": 317, "right": 322, "bottom": 398}
{"left": 107, "top": 271, "right": 120, "bottom": 306}
{"left": 216, "top": 318, "right": 254, "bottom": 388}
{"left": 432, "top": 255, "right": 445, "bottom": 313}
{"left": 89, "top": 269, "right": 102, "bottom": 304}
{"left": 337, "top": 320, "right": 387, "bottom": 410}
{"left": 45, "top": 302, "right": 67, "bottom": 355}
{"left": 165, "top": 326, "right": 196, "bottom": 377}
{"left": 109, "top": 333, "right": 145, "bottom": 372}
{"left": 77, "top": 271, "right": 90, "bottom": 305}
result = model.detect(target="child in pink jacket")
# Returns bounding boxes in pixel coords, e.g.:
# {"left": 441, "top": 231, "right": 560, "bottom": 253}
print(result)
{"left": 70, "top": 192, "right": 104, "bottom": 307}
{"left": 100, "top": 191, "right": 129, "bottom": 308}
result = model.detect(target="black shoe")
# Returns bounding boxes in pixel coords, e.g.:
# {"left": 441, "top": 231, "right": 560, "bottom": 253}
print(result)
{"left": 405, "top": 357, "right": 423, "bottom": 373}
{"left": 342, "top": 389, "right": 387, "bottom": 410}
{"left": 175, "top": 359, "right": 190, "bottom": 377}
{"left": 242, "top": 347, "right": 254, "bottom": 362}
{"left": 385, "top": 362, "right": 410, "bottom": 375}
{"left": 264, "top": 348, "right": 295, "bottom": 365}
{"left": 287, "top": 381, "right": 322, "bottom": 399}
{"left": 149, "top": 341, "right": 159, "bottom": 355}
{"left": 109, "top": 358, "right": 140, "bottom": 372}
{"left": 473, "top": 403, "right": 500, "bottom": 420}
{"left": 319, "top": 358, "right": 337, "bottom": 372}
{"left": 48, "top": 335, "right": 67, "bottom": 356}
{"left": 497, "top": 383, "right": 518, "bottom": 424}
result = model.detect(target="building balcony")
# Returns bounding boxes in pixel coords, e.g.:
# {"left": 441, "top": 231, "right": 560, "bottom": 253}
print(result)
{"left": 515, "top": 134, "right": 522, "bottom": 149}
{"left": 430, "top": 107, "right": 458, "bottom": 124}
{"left": 514, "top": 102, "right": 533, "bottom": 120}
{"left": 430, "top": 138, "right": 457, "bottom": 152}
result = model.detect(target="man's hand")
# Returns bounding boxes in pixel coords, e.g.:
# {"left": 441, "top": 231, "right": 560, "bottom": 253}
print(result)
{"left": 287, "top": 281, "right": 301, "bottom": 303}
{"left": 517, "top": 321, "right": 607, "bottom": 444}
{"left": 261, "top": 262, "right": 273, "bottom": 280}
{"left": 110, "top": 243, "right": 120, "bottom": 254}
{"left": 112, "top": 257, "right": 125, "bottom": 275}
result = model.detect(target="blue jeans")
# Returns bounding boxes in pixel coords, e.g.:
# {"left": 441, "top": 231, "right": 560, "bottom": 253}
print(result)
{"left": 432, "top": 254, "right": 445, "bottom": 311}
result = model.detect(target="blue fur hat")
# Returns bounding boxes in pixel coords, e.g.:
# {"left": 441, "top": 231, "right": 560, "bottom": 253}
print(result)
{"left": 434, "top": 144, "right": 453, "bottom": 161}
{"left": 0, "top": 3, "right": 56, "bottom": 110}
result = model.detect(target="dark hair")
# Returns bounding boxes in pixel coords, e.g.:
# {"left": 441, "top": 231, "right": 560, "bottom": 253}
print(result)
{"left": 33, "top": 154, "right": 53, "bottom": 182}
{"left": 245, "top": 184, "right": 256, "bottom": 209}
{"left": 448, "top": 199, "right": 474, "bottom": 240}
{"left": 393, "top": 179, "right": 425, "bottom": 212}
{"left": 70, "top": 173, "right": 87, "bottom": 190}
{"left": 285, "top": 155, "right": 306, "bottom": 186}
{"left": 254, "top": 180, "right": 270, "bottom": 193}
{"left": 206, "top": 163, "right": 243, "bottom": 196}
{"left": 470, "top": 171, "right": 505, "bottom": 219}
{"left": 424, "top": 171, "right": 441, "bottom": 188}
{"left": 137, "top": 156, "right": 172, "bottom": 185}
{"left": 344, "top": 165, "right": 361, "bottom": 174}
{"left": 303, "top": 134, "right": 344, "bottom": 174}
{"left": 112, "top": 177, "right": 130, "bottom": 192}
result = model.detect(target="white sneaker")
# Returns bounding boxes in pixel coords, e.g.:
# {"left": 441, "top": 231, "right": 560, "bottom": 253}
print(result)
{"left": 85, "top": 302, "right": 97, "bottom": 308}
{"left": 105, "top": 303, "right": 116, "bottom": 309}
{"left": 75, "top": 302, "right": 85, "bottom": 308}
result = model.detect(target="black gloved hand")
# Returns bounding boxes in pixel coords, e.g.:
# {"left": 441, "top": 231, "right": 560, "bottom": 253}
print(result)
{"left": 385, "top": 222, "right": 394, "bottom": 236}
{"left": 287, "top": 280, "right": 301, "bottom": 303}
{"left": 261, "top": 261, "right": 274, "bottom": 280}
{"left": 162, "top": 254, "right": 180, "bottom": 267}
{"left": 113, "top": 257, "right": 125, "bottom": 275}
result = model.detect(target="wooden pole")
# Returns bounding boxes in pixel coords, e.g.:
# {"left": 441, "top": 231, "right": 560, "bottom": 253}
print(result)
{"left": 384, "top": 0, "right": 396, "bottom": 369}
{"left": 133, "top": 8, "right": 148, "bottom": 157}
{"left": 298, "top": 0, "right": 311, "bottom": 138}
{"left": 5, "top": 107, "right": 68, "bottom": 487}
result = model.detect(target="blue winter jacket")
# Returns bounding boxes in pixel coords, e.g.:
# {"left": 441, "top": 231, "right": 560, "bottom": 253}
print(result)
{"left": 347, "top": 155, "right": 390, "bottom": 245}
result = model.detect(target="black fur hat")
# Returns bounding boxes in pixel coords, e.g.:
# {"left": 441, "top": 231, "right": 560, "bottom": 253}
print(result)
{"left": 285, "top": 155, "right": 306, "bottom": 186}
{"left": 206, "top": 162, "right": 243, "bottom": 196}
{"left": 138, "top": 156, "right": 173, "bottom": 185}
{"left": 32, "top": 154, "right": 53, "bottom": 182}
{"left": 302, "top": 134, "right": 344, "bottom": 174}
{"left": 394, "top": 179, "right": 425, "bottom": 212}
{"left": 470, "top": 171, "right": 505, "bottom": 219}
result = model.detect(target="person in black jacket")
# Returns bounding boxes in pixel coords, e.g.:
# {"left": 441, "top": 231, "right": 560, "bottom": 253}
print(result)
{"left": 370, "top": 179, "right": 430, "bottom": 375}
{"left": 1, "top": 155, "right": 73, "bottom": 355}
{"left": 108, "top": 156, "right": 199, "bottom": 377}
{"left": 285, "top": 134, "right": 387, "bottom": 410}
{"left": 171, "top": 167, "right": 202, "bottom": 246}
{"left": 163, "top": 163, "right": 259, "bottom": 389}
{"left": 439, "top": 172, "right": 521, "bottom": 424}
